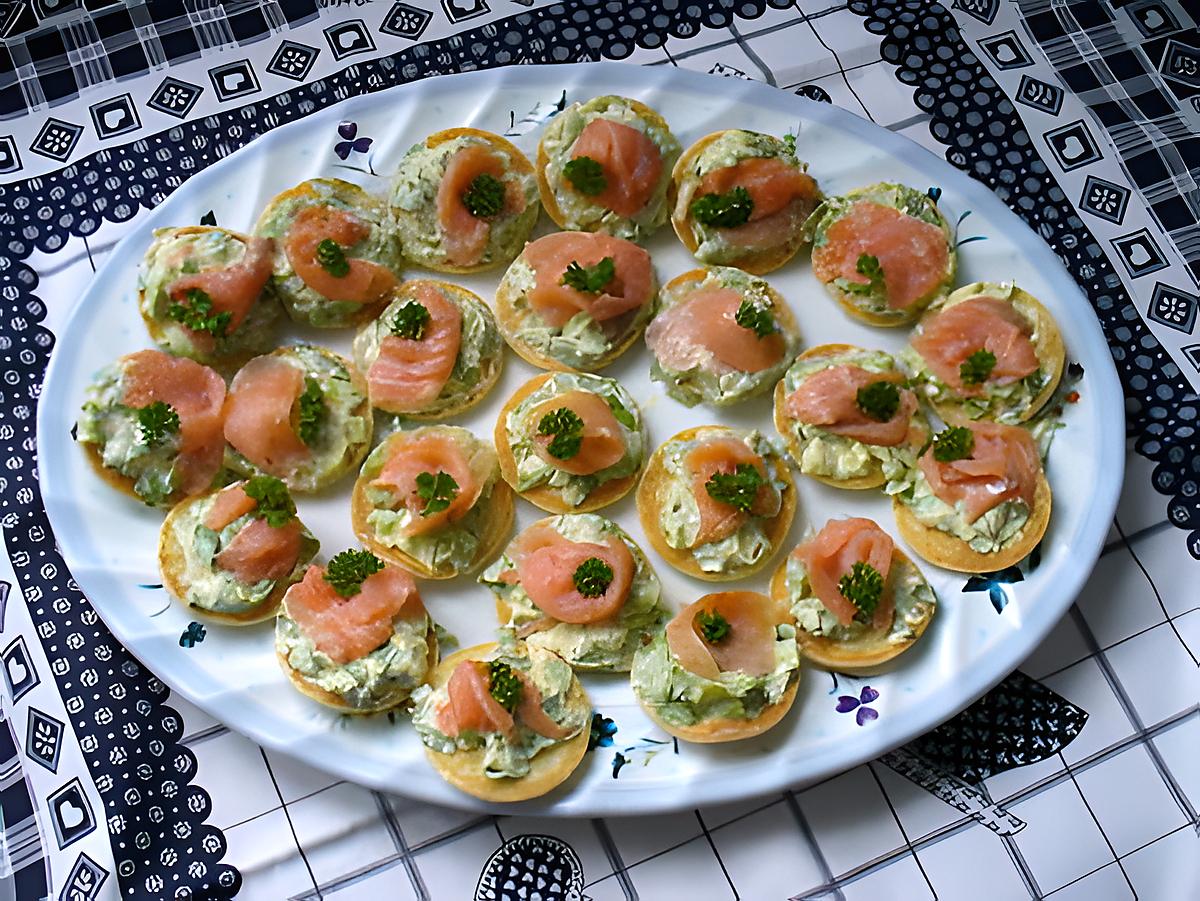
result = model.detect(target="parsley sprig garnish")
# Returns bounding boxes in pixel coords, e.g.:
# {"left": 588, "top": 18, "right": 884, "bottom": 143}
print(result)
{"left": 316, "top": 239, "right": 350, "bottom": 278}
{"left": 135, "top": 401, "right": 180, "bottom": 447}
{"left": 389, "top": 300, "right": 430, "bottom": 341}
{"left": 560, "top": 257, "right": 615, "bottom": 294}
{"left": 243, "top": 475, "right": 296, "bottom": 528}
{"left": 856, "top": 380, "right": 901, "bottom": 422}
{"left": 462, "top": 173, "right": 505, "bottom": 219}
{"left": 930, "top": 425, "right": 975, "bottom": 463}
{"left": 960, "top": 349, "right": 997, "bottom": 386}
{"left": 415, "top": 470, "right": 459, "bottom": 517}
{"left": 572, "top": 557, "right": 614, "bottom": 598}
{"left": 734, "top": 299, "right": 775, "bottom": 338}
{"left": 296, "top": 377, "right": 325, "bottom": 446}
{"left": 690, "top": 186, "right": 754, "bottom": 228}
{"left": 323, "top": 549, "right": 385, "bottom": 598}
{"left": 487, "top": 660, "right": 522, "bottom": 712}
{"left": 563, "top": 156, "right": 606, "bottom": 196}
{"left": 537, "top": 407, "right": 585, "bottom": 460}
{"left": 168, "top": 288, "right": 232, "bottom": 338}
{"left": 704, "top": 463, "right": 763, "bottom": 513}
{"left": 695, "top": 610, "right": 731, "bottom": 644}
{"left": 838, "top": 561, "right": 883, "bottom": 621}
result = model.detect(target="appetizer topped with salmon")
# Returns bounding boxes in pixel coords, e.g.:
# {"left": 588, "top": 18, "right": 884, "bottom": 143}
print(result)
{"left": 774, "top": 344, "right": 929, "bottom": 490}
{"left": 806, "top": 182, "right": 955, "bottom": 326}
{"left": 670, "top": 130, "right": 820, "bottom": 274}
{"left": 536, "top": 95, "right": 681, "bottom": 241}
{"left": 159, "top": 476, "right": 319, "bottom": 624}
{"left": 892, "top": 420, "right": 1051, "bottom": 572}
{"left": 770, "top": 517, "right": 936, "bottom": 670}
{"left": 353, "top": 280, "right": 503, "bottom": 418}
{"left": 76, "top": 349, "right": 226, "bottom": 507}
{"left": 645, "top": 267, "right": 801, "bottom": 408}
{"left": 637, "top": 426, "right": 795, "bottom": 580}
{"left": 902, "top": 281, "right": 1065, "bottom": 424}
{"left": 276, "top": 549, "right": 436, "bottom": 713}
{"left": 352, "top": 425, "right": 513, "bottom": 580}
{"left": 480, "top": 514, "right": 667, "bottom": 672}
{"left": 254, "top": 178, "right": 400, "bottom": 328}
{"left": 139, "top": 226, "right": 279, "bottom": 365}
{"left": 631, "top": 591, "right": 800, "bottom": 743}
{"left": 410, "top": 641, "right": 591, "bottom": 802}
{"left": 496, "top": 372, "right": 646, "bottom": 513}
{"left": 224, "top": 345, "right": 372, "bottom": 493}
{"left": 494, "top": 231, "right": 658, "bottom": 372}
{"left": 391, "top": 128, "right": 538, "bottom": 273}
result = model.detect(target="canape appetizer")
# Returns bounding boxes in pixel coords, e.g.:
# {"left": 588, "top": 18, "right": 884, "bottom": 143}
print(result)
{"left": 410, "top": 641, "right": 591, "bottom": 802}
{"left": 631, "top": 591, "right": 800, "bottom": 743}
{"left": 159, "top": 476, "right": 318, "bottom": 624}
{"left": 254, "top": 178, "right": 400, "bottom": 328}
{"left": 670, "top": 130, "right": 820, "bottom": 274}
{"left": 806, "top": 182, "right": 955, "bottom": 326}
{"left": 480, "top": 514, "right": 667, "bottom": 671}
{"left": 138, "top": 226, "right": 278, "bottom": 365}
{"left": 537, "top": 95, "right": 681, "bottom": 241}
{"left": 351, "top": 425, "right": 513, "bottom": 580}
{"left": 353, "top": 280, "right": 503, "bottom": 418}
{"left": 637, "top": 426, "right": 795, "bottom": 580}
{"left": 770, "top": 518, "right": 936, "bottom": 670}
{"left": 223, "top": 345, "right": 372, "bottom": 493}
{"left": 76, "top": 349, "right": 226, "bottom": 507}
{"left": 901, "top": 281, "right": 1065, "bottom": 424}
{"left": 391, "top": 128, "right": 538, "bottom": 273}
{"left": 645, "top": 266, "right": 800, "bottom": 407}
{"left": 892, "top": 421, "right": 1051, "bottom": 572}
{"left": 276, "top": 550, "right": 436, "bottom": 713}
{"left": 494, "top": 231, "right": 657, "bottom": 372}
{"left": 773, "top": 344, "right": 928, "bottom": 490}
{"left": 495, "top": 372, "right": 646, "bottom": 513}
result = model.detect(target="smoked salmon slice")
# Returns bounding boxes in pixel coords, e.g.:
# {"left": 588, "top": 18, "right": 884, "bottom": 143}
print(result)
{"left": 203, "top": 483, "right": 258, "bottom": 530}
{"left": 785, "top": 365, "right": 918, "bottom": 447}
{"left": 223, "top": 356, "right": 310, "bottom": 475}
{"left": 568, "top": 118, "right": 663, "bottom": 217}
{"left": 665, "top": 592, "right": 779, "bottom": 680}
{"left": 645, "top": 286, "right": 785, "bottom": 374}
{"left": 919, "top": 421, "right": 1040, "bottom": 523}
{"left": 437, "top": 144, "right": 527, "bottom": 268}
{"left": 286, "top": 563, "right": 424, "bottom": 665}
{"left": 811, "top": 201, "right": 948, "bottom": 310}
{"left": 370, "top": 431, "right": 486, "bottom": 535}
{"left": 283, "top": 206, "right": 395, "bottom": 303}
{"left": 367, "top": 284, "right": 463, "bottom": 412}
{"left": 215, "top": 517, "right": 303, "bottom": 583}
{"left": 523, "top": 232, "right": 653, "bottom": 329}
{"left": 166, "top": 236, "right": 274, "bottom": 334}
{"left": 696, "top": 157, "right": 818, "bottom": 249}
{"left": 685, "top": 437, "right": 780, "bottom": 547}
{"left": 437, "top": 659, "right": 571, "bottom": 739}
{"left": 121, "top": 349, "right": 225, "bottom": 495}
{"left": 910, "top": 297, "right": 1039, "bottom": 393}
{"left": 529, "top": 391, "right": 626, "bottom": 476}
{"left": 511, "top": 521, "right": 634, "bottom": 624}
{"left": 793, "top": 518, "right": 894, "bottom": 629}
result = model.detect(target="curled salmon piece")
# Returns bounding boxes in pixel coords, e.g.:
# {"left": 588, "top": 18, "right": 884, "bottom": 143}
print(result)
{"left": 529, "top": 390, "right": 627, "bottom": 476}
{"left": 166, "top": 237, "right": 274, "bottom": 336}
{"left": 121, "top": 349, "right": 226, "bottom": 495}
{"left": 785, "top": 365, "right": 918, "bottom": 447}
{"left": 437, "top": 659, "right": 571, "bottom": 740}
{"left": 512, "top": 521, "right": 634, "bottom": 624}
{"left": 283, "top": 206, "right": 396, "bottom": 303}
{"left": 286, "top": 564, "right": 424, "bottom": 665}
{"left": 215, "top": 517, "right": 303, "bottom": 583}
{"left": 223, "top": 356, "right": 310, "bottom": 475}
{"left": 515, "top": 671, "right": 575, "bottom": 739}
{"left": 665, "top": 592, "right": 779, "bottom": 681}
{"left": 203, "top": 483, "right": 258, "bottom": 531}
{"left": 910, "top": 297, "right": 1039, "bottom": 394}
{"left": 697, "top": 157, "right": 819, "bottom": 249}
{"left": 793, "top": 518, "right": 894, "bottom": 630}
{"left": 569, "top": 118, "right": 663, "bottom": 217}
{"left": 370, "top": 430, "right": 486, "bottom": 536}
{"left": 645, "top": 285, "right": 786, "bottom": 375}
{"left": 919, "top": 421, "right": 1040, "bottom": 523}
{"left": 368, "top": 283, "right": 463, "bottom": 412}
{"left": 523, "top": 232, "right": 653, "bottom": 329}
{"left": 685, "top": 437, "right": 780, "bottom": 547}
{"left": 438, "top": 144, "right": 527, "bottom": 268}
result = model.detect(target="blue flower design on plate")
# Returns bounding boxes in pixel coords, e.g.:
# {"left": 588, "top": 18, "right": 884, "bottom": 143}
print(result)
{"left": 179, "top": 622, "right": 206, "bottom": 648}
{"left": 588, "top": 713, "right": 617, "bottom": 750}
{"left": 837, "top": 686, "right": 880, "bottom": 726}
{"left": 963, "top": 543, "right": 1042, "bottom": 613}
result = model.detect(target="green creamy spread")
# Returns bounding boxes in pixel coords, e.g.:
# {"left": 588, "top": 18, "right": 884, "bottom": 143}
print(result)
{"left": 895, "top": 470, "right": 1031, "bottom": 554}
{"left": 781, "top": 349, "right": 923, "bottom": 482}
{"left": 785, "top": 553, "right": 936, "bottom": 644}
{"left": 541, "top": 95, "right": 681, "bottom": 240}
{"left": 631, "top": 624, "right": 799, "bottom": 727}
{"left": 479, "top": 514, "right": 667, "bottom": 671}
{"left": 276, "top": 606, "right": 432, "bottom": 710}
{"left": 225, "top": 346, "right": 370, "bottom": 491}
{"left": 352, "top": 286, "right": 502, "bottom": 415}
{"left": 900, "top": 283, "right": 1051, "bottom": 424}
{"left": 678, "top": 130, "right": 807, "bottom": 264}
{"left": 650, "top": 266, "right": 799, "bottom": 407}
{"left": 255, "top": 178, "right": 401, "bottom": 327}
{"left": 139, "top": 227, "right": 279, "bottom": 361}
{"left": 391, "top": 135, "right": 539, "bottom": 269}
{"left": 171, "top": 493, "right": 318, "bottom": 615}
{"left": 657, "top": 429, "right": 788, "bottom": 574}
{"left": 506, "top": 373, "right": 645, "bottom": 508}
{"left": 803, "top": 182, "right": 954, "bottom": 320}
{"left": 410, "top": 643, "right": 589, "bottom": 780}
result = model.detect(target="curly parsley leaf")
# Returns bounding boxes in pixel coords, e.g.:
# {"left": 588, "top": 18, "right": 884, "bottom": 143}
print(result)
{"left": 242, "top": 475, "right": 296, "bottom": 528}
{"left": 959, "top": 348, "right": 997, "bottom": 386}
{"left": 838, "top": 561, "right": 883, "bottom": 620}
{"left": 572, "top": 557, "right": 614, "bottom": 598}
{"left": 690, "top": 186, "right": 754, "bottom": 229}
{"left": 323, "top": 548, "right": 385, "bottom": 598}
{"left": 931, "top": 425, "right": 975, "bottom": 463}
{"left": 487, "top": 660, "right": 523, "bottom": 712}
{"left": 167, "top": 288, "right": 232, "bottom": 338}
{"left": 296, "top": 377, "right": 325, "bottom": 446}
{"left": 316, "top": 239, "right": 350, "bottom": 278}
{"left": 704, "top": 462, "right": 763, "bottom": 513}
{"left": 389, "top": 300, "right": 430, "bottom": 341}
{"left": 734, "top": 299, "right": 776, "bottom": 338}
{"left": 560, "top": 256, "right": 615, "bottom": 294}
{"left": 563, "top": 155, "right": 606, "bottom": 196}
{"left": 605, "top": 394, "right": 637, "bottom": 430}
{"left": 695, "top": 609, "right": 731, "bottom": 644}
{"left": 415, "top": 470, "right": 459, "bottom": 517}
{"left": 135, "top": 401, "right": 180, "bottom": 448}
{"left": 537, "top": 406, "right": 585, "bottom": 461}
{"left": 782, "top": 133, "right": 797, "bottom": 157}
{"left": 462, "top": 173, "right": 505, "bottom": 219}
{"left": 855, "top": 380, "right": 901, "bottom": 422}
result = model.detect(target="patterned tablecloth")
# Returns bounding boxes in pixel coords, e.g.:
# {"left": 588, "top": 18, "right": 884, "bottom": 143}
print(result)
{"left": 0, "top": 1, "right": 1198, "bottom": 899}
